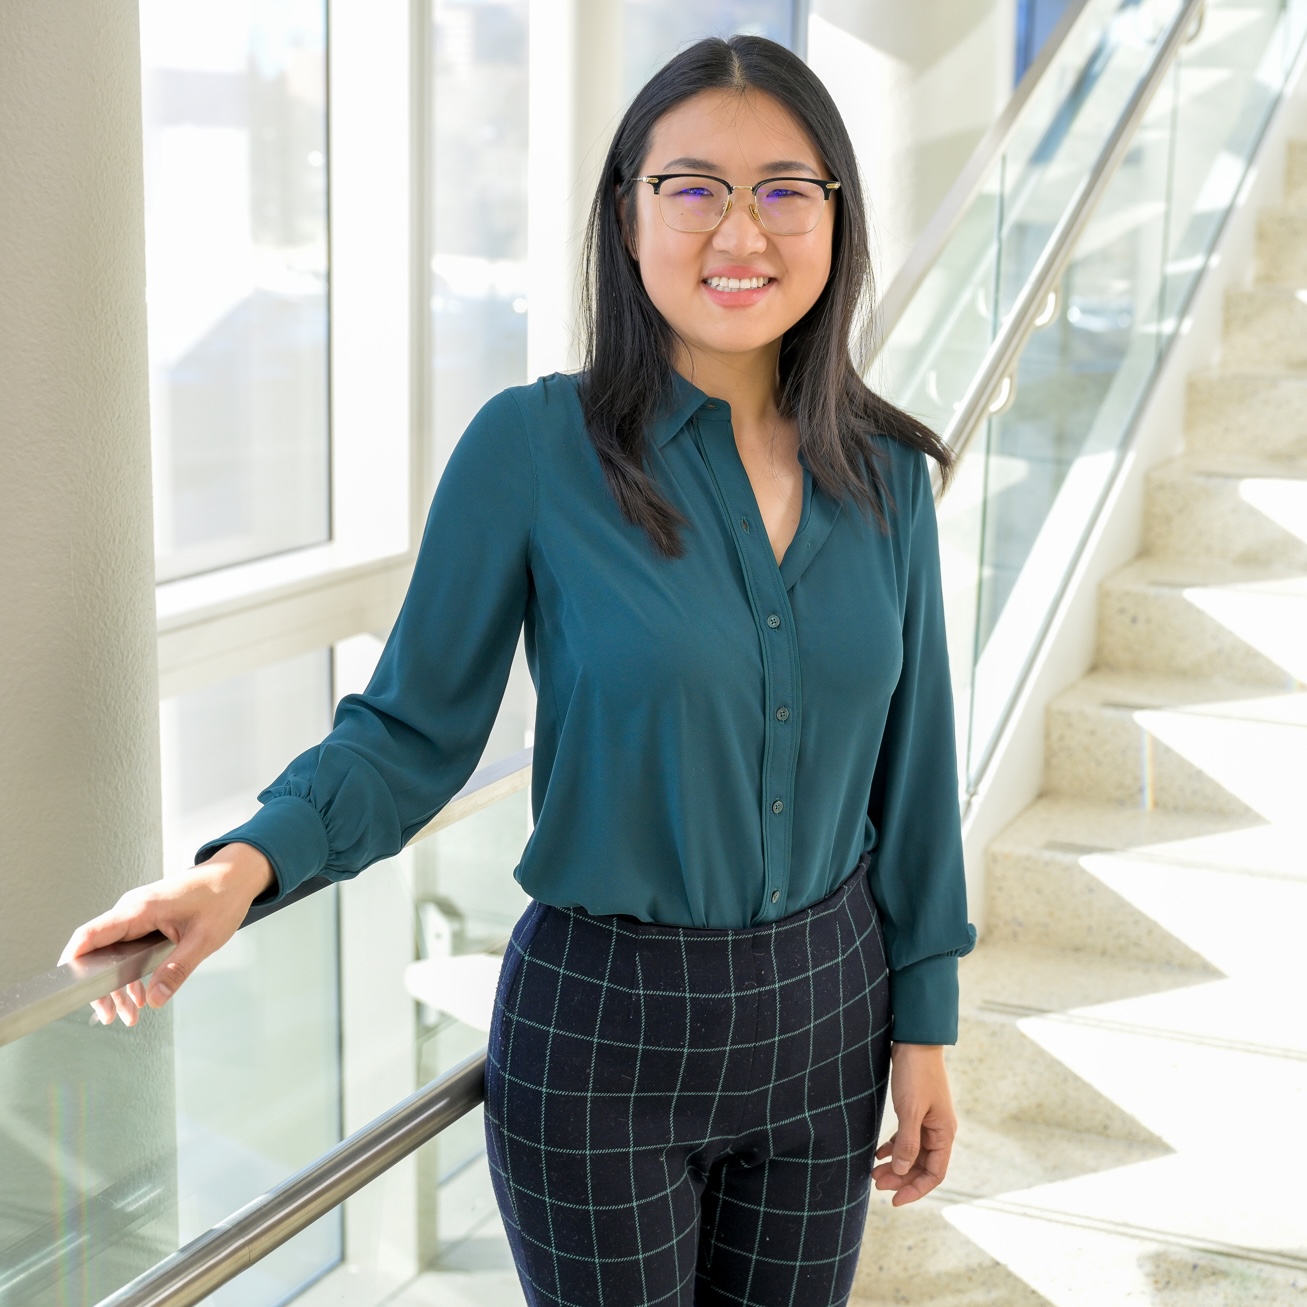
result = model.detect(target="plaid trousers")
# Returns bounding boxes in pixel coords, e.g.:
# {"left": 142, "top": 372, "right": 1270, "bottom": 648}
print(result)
{"left": 483, "top": 854, "right": 892, "bottom": 1307}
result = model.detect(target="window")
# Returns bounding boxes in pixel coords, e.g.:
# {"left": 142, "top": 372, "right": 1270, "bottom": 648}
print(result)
{"left": 141, "top": 0, "right": 331, "bottom": 583}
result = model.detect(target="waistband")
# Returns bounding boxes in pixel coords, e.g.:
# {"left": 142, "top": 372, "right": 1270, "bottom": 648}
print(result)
{"left": 556, "top": 851, "right": 874, "bottom": 946}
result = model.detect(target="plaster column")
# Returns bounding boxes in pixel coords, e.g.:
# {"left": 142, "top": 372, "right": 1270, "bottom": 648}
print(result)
{"left": 809, "top": 0, "right": 1017, "bottom": 292}
{"left": 0, "top": 4, "right": 178, "bottom": 1295}
{"left": 0, "top": 2, "right": 162, "bottom": 982}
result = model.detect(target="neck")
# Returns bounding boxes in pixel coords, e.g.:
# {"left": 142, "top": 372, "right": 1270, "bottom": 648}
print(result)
{"left": 670, "top": 339, "right": 783, "bottom": 432}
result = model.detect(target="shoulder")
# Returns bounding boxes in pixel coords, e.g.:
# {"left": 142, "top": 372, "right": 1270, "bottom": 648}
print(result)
{"left": 490, "top": 371, "right": 585, "bottom": 431}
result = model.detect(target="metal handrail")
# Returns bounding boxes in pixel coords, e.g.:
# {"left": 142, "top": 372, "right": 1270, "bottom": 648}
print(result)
{"left": 872, "top": 0, "right": 1096, "bottom": 345}
{"left": 0, "top": 749, "right": 532, "bottom": 1050}
{"left": 928, "top": 0, "right": 1204, "bottom": 493}
{"left": 96, "top": 1050, "right": 488, "bottom": 1307}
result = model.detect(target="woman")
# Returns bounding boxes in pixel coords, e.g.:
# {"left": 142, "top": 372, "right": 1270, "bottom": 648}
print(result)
{"left": 62, "top": 34, "right": 976, "bottom": 1306}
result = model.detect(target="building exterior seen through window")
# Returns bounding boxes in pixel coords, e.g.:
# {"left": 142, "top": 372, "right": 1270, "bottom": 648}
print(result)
{"left": 141, "top": 0, "right": 330, "bottom": 583}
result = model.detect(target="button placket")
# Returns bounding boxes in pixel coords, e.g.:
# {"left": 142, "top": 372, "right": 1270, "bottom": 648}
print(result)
{"left": 692, "top": 407, "right": 802, "bottom": 922}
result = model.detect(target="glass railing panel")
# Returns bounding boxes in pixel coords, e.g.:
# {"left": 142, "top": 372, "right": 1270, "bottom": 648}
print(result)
{"left": 160, "top": 647, "right": 344, "bottom": 1306}
{"left": 876, "top": 0, "right": 1177, "bottom": 434}
{"left": 990, "top": 0, "right": 1186, "bottom": 324}
{"left": 172, "top": 889, "right": 343, "bottom": 1306}
{"left": 1161, "top": 0, "right": 1290, "bottom": 333}
{"left": 0, "top": 1010, "right": 177, "bottom": 1306}
{"left": 409, "top": 787, "right": 533, "bottom": 1281}
{"left": 964, "top": 76, "right": 1177, "bottom": 784}
{"left": 925, "top": 0, "right": 1307, "bottom": 791}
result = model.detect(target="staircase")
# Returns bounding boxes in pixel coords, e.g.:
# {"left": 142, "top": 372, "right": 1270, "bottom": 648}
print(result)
{"left": 854, "top": 137, "right": 1307, "bottom": 1305}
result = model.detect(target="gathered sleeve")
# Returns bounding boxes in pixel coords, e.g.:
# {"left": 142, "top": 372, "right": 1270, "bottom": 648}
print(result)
{"left": 195, "top": 389, "right": 536, "bottom": 906}
{"left": 866, "top": 445, "right": 978, "bottom": 1045}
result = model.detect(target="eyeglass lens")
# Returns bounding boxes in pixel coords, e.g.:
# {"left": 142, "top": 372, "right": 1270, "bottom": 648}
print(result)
{"left": 656, "top": 176, "right": 827, "bottom": 235}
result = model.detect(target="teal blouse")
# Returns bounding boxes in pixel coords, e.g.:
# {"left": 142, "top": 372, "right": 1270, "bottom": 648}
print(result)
{"left": 198, "top": 369, "right": 977, "bottom": 1044}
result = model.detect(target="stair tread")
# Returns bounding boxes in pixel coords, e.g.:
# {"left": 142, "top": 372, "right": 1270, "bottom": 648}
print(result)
{"left": 1226, "top": 283, "right": 1307, "bottom": 301}
{"left": 1102, "top": 553, "right": 1307, "bottom": 592}
{"left": 1187, "top": 362, "right": 1307, "bottom": 383}
{"left": 959, "top": 937, "right": 1212, "bottom": 1018}
{"left": 1150, "top": 449, "right": 1307, "bottom": 479}
{"left": 988, "top": 792, "right": 1307, "bottom": 874}
{"left": 1049, "top": 665, "right": 1307, "bottom": 717}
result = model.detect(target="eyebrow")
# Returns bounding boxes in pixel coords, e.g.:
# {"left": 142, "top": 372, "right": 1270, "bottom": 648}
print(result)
{"left": 659, "top": 156, "right": 819, "bottom": 176}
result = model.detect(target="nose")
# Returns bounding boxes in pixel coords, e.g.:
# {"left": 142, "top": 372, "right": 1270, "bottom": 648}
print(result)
{"left": 713, "top": 192, "right": 768, "bottom": 254}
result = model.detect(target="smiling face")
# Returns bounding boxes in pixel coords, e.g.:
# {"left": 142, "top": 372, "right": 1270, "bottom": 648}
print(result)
{"left": 623, "top": 87, "right": 837, "bottom": 378}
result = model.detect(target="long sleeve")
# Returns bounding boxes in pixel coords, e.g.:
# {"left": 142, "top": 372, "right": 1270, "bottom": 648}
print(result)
{"left": 866, "top": 446, "right": 977, "bottom": 1045}
{"left": 196, "top": 389, "right": 536, "bottom": 905}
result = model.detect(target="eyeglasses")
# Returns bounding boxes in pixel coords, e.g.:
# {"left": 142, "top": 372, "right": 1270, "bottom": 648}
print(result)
{"left": 628, "top": 173, "right": 841, "bottom": 236}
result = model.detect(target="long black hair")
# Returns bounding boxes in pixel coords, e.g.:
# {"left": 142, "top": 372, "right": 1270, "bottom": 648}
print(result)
{"left": 577, "top": 34, "right": 955, "bottom": 559}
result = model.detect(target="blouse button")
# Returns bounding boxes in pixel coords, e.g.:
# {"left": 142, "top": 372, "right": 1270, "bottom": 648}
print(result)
{"left": 775, "top": 706, "right": 790, "bottom": 721}
{"left": 766, "top": 614, "right": 781, "bottom": 628}
{"left": 771, "top": 889, "right": 780, "bottom": 904}
{"left": 740, "top": 516, "right": 751, "bottom": 533}
{"left": 771, "top": 799, "right": 784, "bottom": 814}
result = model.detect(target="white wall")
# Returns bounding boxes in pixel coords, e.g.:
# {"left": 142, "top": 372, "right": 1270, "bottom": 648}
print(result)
{"left": 808, "top": 0, "right": 1018, "bottom": 290}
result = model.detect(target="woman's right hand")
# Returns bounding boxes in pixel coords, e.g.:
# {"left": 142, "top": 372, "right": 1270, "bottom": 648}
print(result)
{"left": 56, "top": 843, "right": 276, "bottom": 1028}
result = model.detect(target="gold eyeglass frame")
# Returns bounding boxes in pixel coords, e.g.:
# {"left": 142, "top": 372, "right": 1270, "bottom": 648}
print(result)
{"left": 629, "top": 173, "right": 841, "bottom": 235}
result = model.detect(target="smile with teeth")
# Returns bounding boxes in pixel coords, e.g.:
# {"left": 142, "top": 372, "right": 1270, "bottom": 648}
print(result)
{"left": 704, "top": 275, "right": 773, "bottom": 291}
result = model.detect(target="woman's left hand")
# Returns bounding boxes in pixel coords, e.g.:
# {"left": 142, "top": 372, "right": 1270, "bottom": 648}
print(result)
{"left": 871, "top": 1041, "right": 957, "bottom": 1205}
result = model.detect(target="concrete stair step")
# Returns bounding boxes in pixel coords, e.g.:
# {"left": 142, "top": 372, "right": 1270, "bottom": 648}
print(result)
{"left": 1182, "top": 367, "right": 1307, "bottom": 461}
{"left": 983, "top": 791, "right": 1307, "bottom": 959}
{"left": 1253, "top": 205, "right": 1307, "bottom": 284}
{"left": 1043, "top": 667, "right": 1307, "bottom": 817}
{"left": 1096, "top": 554, "right": 1307, "bottom": 686}
{"left": 1221, "top": 285, "right": 1307, "bottom": 370}
{"left": 951, "top": 940, "right": 1202, "bottom": 1143}
{"left": 1143, "top": 450, "right": 1307, "bottom": 567}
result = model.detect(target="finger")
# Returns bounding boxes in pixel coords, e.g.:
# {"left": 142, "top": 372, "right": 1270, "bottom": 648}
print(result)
{"left": 145, "top": 940, "right": 202, "bottom": 1008}
{"left": 110, "top": 987, "right": 140, "bottom": 1028}
{"left": 59, "top": 905, "right": 151, "bottom": 966}
{"left": 126, "top": 980, "right": 147, "bottom": 1008}
{"left": 90, "top": 997, "right": 114, "bottom": 1025}
{"left": 875, "top": 1139, "right": 894, "bottom": 1160}
{"left": 891, "top": 1118, "right": 921, "bottom": 1175}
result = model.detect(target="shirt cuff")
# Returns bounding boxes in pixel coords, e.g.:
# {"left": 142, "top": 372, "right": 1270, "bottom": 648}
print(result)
{"left": 888, "top": 952, "right": 961, "bottom": 1045}
{"left": 194, "top": 794, "right": 331, "bottom": 907}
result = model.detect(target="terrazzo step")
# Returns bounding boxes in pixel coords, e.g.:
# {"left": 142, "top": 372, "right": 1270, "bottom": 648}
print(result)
{"left": 1043, "top": 668, "right": 1307, "bottom": 817}
{"left": 1221, "top": 285, "right": 1307, "bottom": 370}
{"left": 1253, "top": 205, "right": 1307, "bottom": 284}
{"left": 985, "top": 803, "right": 1234, "bottom": 965}
{"left": 1142, "top": 451, "right": 1307, "bottom": 567}
{"left": 1182, "top": 367, "right": 1307, "bottom": 461}
{"left": 856, "top": 1107, "right": 1163, "bottom": 1303}
{"left": 854, "top": 1190, "right": 1053, "bottom": 1306}
{"left": 950, "top": 941, "right": 1199, "bottom": 1143}
{"left": 1095, "top": 555, "right": 1307, "bottom": 686}
{"left": 1287, "top": 138, "right": 1307, "bottom": 207}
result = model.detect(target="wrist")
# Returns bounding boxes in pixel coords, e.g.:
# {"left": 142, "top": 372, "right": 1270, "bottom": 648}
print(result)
{"left": 203, "top": 842, "right": 275, "bottom": 904}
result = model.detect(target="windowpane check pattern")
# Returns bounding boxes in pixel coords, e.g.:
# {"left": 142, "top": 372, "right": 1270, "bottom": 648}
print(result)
{"left": 484, "top": 856, "right": 891, "bottom": 1306}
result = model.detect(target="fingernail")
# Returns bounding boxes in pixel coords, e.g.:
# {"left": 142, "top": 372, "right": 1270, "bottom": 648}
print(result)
{"left": 893, "top": 1160, "right": 909, "bottom": 1174}
{"left": 152, "top": 983, "right": 172, "bottom": 1004}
